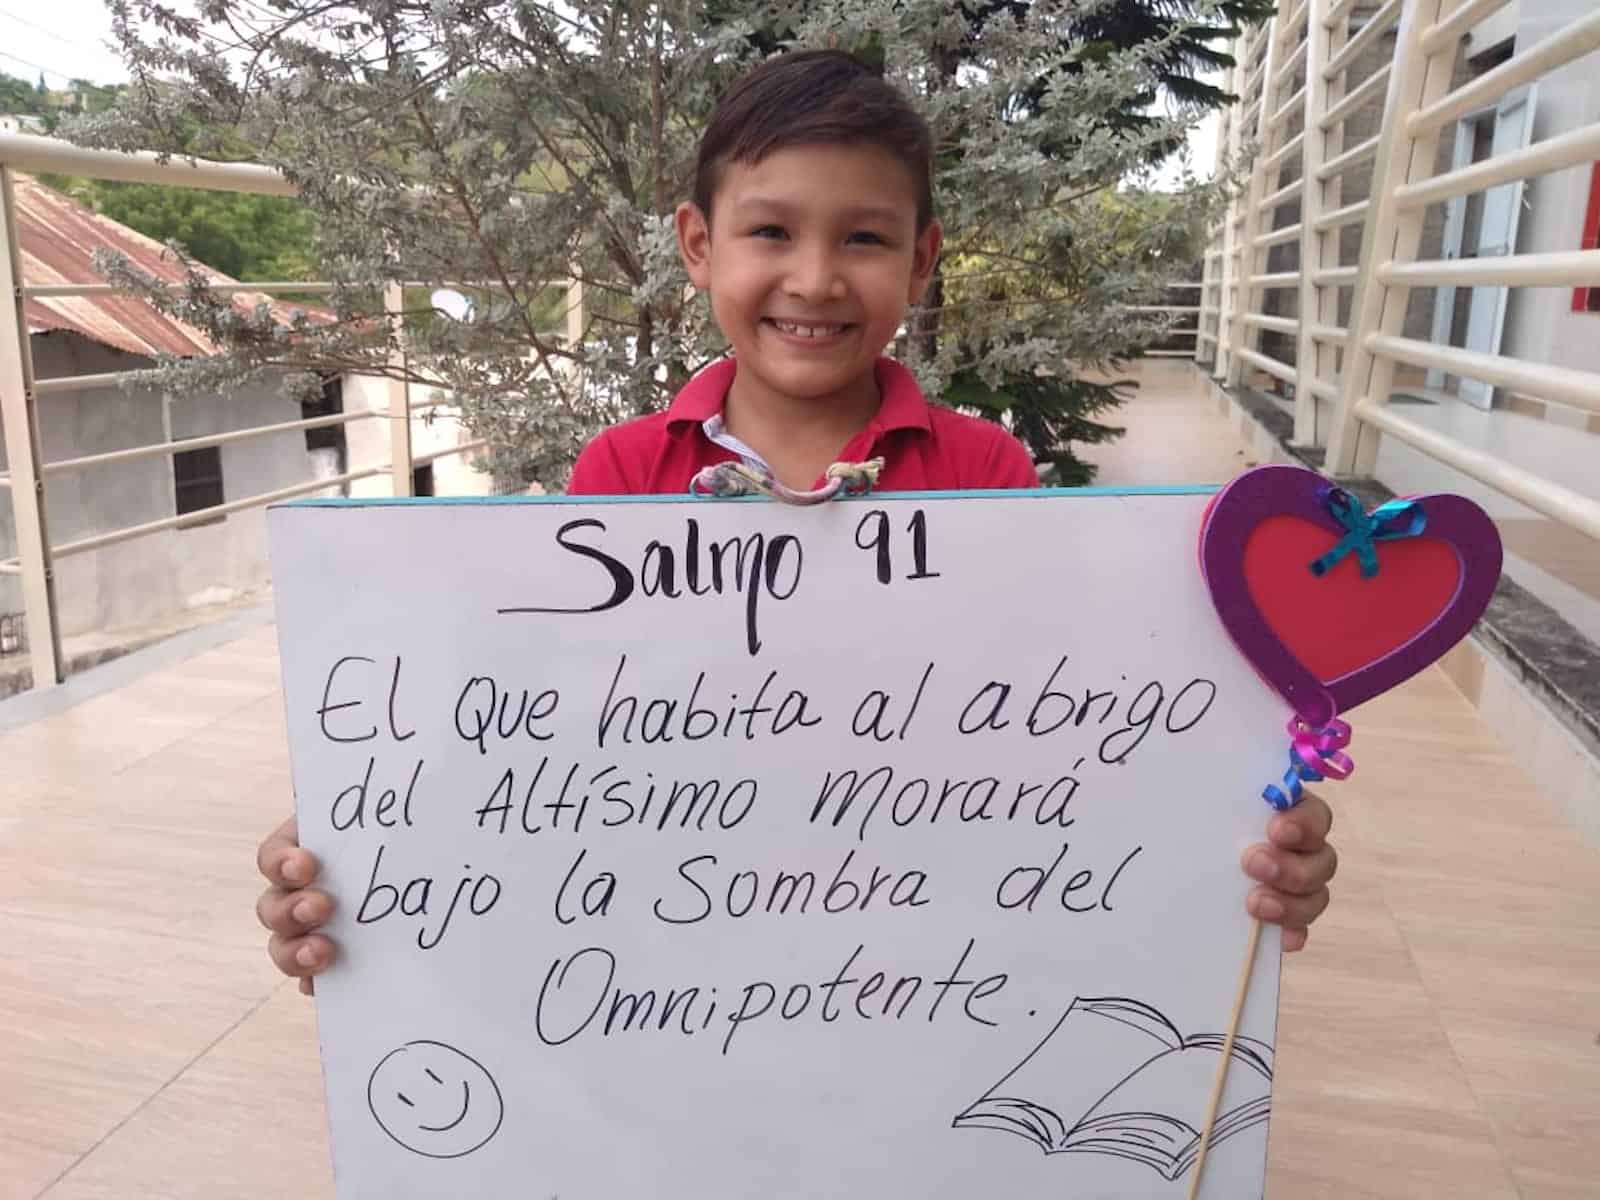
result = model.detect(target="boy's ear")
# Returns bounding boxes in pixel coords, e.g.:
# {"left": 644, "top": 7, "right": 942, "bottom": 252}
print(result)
{"left": 908, "top": 219, "right": 944, "bottom": 305}
{"left": 675, "top": 202, "right": 713, "bottom": 290}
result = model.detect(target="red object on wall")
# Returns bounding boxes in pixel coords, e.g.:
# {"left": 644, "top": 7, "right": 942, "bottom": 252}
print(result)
{"left": 1573, "top": 162, "right": 1600, "bottom": 313}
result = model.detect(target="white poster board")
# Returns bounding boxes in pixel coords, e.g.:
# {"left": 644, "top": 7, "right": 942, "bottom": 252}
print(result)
{"left": 267, "top": 489, "right": 1288, "bottom": 1200}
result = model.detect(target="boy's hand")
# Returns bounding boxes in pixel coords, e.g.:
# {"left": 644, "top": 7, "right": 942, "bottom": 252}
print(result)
{"left": 1240, "top": 791, "right": 1336, "bottom": 952}
{"left": 255, "top": 814, "right": 337, "bottom": 995}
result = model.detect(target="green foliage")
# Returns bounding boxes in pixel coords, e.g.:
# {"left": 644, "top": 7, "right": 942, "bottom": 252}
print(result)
{"left": 0, "top": 72, "right": 42, "bottom": 116}
{"left": 951, "top": 368, "right": 1130, "bottom": 487}
{"left": 993, "top": 0, "right": 1276, "bottom": 161}
{"left": 66, "top": 1, "right": 1256, "bottom": 489}
{"left": 8, "top": 66, "right": 311, "bottom": 284}
{"left": 0, "top": 69, "right": 122, "bottom": 130}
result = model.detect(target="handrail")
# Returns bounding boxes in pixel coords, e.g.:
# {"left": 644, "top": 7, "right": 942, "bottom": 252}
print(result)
{"left": 1324, "top": 0, "right": 1403, "bottom": 81}
{"left": 1201, "top": 0, "right": 1600, "bottom": 568}
{"left": 1322, "top": 64, "right": 1391, "bottom": 130}
{"left": 1408, "top": 10, "right": 1600, "bottom": 136}
{"left": 0, "top": 131, "right": 293, "bottom": 195}
{"left": 1380, "top": 250, "right": 1600, "bottom": 289}
{"left": 1393, "top": 124, "right": 1600, "bottom": 210}
{"left": 0, "top": 133, "right": 501, "bottom": 688}
{"left": 1318, "top": 0, "right": 1600, "bottom": 558}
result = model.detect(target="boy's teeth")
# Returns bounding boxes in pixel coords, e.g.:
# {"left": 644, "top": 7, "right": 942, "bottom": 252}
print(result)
{"left": 772, "top": 320, "right": 845, "bottom": 338}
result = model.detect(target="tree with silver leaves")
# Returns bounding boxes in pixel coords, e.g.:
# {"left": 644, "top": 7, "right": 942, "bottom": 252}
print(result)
{"left": 76, "top": 0, "right": 1253, "bottom": 488}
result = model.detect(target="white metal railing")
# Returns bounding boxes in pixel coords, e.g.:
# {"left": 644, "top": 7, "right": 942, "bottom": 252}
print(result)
{"left": 0, "top": 134, "right": 502, "bottom": 688}
{"left": 1135, "top": 283, "right": 1204, "bottom": 358}
{"left": 1201, "top": 0, "right": 1405, "bottom": 448}
{"left": 1199, "top": 1, "right": 1600, "bottom": 548}
{"left": 1325, "top": 1, "right": 1600, "bottom": 543}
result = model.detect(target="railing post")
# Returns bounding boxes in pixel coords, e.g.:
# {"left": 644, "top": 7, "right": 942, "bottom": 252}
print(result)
{"left": 0, "top": 165, "right": 65, "bottom": 687}
{"left": 1196, "top": 247, "right": 1217, "bottom": 365}
{"left": 1198, "top": 75, "right": 1234, "bottom": 370}
{"left": 1327, "top": 0, "right": 1456, "bottom": 475}
{"left": 565, "top": 274, "right": 585, "bottom": 347}
{"left": 1213, "top": 60, "right": 1247, "bottom": 382}
{"left": 1295, "top": 0, "right": 1338, "bottom": 446}
{"left": 1225, "top": 21, "right": 1284, "bottom": 389}
{"left": 385, "top": 280, "right": 414, "bottom": 497}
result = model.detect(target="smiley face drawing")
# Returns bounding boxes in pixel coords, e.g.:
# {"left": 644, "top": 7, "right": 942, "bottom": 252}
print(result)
{"left": 367, "top": 1040, "right": 505, "bottom": 1159}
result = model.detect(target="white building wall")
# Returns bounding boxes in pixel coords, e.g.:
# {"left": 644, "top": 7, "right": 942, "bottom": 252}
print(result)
{"left": 1493, "top": 1, "right": 1600, "bottom": 386}
{"left": 342, "top": 372, "right": 495, "bottom": 498}
{"left": 1464, "top": 1, "right": 1518, "bottom": 57}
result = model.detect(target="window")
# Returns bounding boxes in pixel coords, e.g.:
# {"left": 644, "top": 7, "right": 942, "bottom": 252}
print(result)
{"left": 412, "top": 463, "right": 435, "bottom": 497}
{"left": 1572, "top": 162, "right": 1600, "bottom": 313}
{"left": 303, "top": 375, "right": 347, "bottom": 456}
{"left": 174, "top": 445, "right": 225, "bottom": 518}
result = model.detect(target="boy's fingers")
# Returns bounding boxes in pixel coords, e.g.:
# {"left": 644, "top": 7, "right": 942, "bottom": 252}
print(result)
{"left": 256, "top": 886, "right": 335, "bottom": 935}
{"left": 256, "top": 814, "right": 297, "bottom": 879}
{"left": 1242, "top": 843, "right": 1338, "bottom": 895}
{"left": 1269, "top": 792, "right": 1333, "bottom": 850}
{"left": 256, "top": 814, "right": 320, "bottom": 889}
{"left": 1247, "top": 883, "right": 1330, "bottom": 931}
{"left": 1281, "top": 927, "right": 1310, "bottom": 953}
{"left": 267, "top": 931, "right": 336, "bottom": 979}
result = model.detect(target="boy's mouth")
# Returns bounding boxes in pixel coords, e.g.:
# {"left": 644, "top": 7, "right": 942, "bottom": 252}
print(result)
{"left": 764, "top": 318, "right": 852, "bottom": 340}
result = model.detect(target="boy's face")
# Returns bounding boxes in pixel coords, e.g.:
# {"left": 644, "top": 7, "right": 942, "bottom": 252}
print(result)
{"left": 676, "top": 142, "right": 941, "bottom": 408}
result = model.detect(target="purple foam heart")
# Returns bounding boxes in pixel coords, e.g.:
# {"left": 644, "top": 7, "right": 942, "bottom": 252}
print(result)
{"left": 1199, "top": 464, "right": 1503, "bottom": 726}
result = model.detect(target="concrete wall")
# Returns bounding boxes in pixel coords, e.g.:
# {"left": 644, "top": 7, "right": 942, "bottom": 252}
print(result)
{"left": 1, "top": 334, "right": 328, "bottom": 639}
{"left": 1465, "top": 1, "right": 1519, "bottom": 62}
{"left": 0, "top": 340, "right": 497, "bottom": 648}
{"left": 0, "top": 333, "right": 315, "bottom": 636}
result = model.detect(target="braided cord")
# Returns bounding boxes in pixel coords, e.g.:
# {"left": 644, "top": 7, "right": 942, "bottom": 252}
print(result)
{"left": 690, "top": 457, "right": 885, "bottom": 505}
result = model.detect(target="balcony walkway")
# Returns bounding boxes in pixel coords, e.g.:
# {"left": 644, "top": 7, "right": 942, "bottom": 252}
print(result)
{"left": 2, "top": 360, "right": 1597, "bottom": 1199}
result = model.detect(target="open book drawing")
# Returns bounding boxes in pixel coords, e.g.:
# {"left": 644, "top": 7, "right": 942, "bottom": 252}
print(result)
{"left": 952, "top": 995, "right": 1273, "bottom": 1182}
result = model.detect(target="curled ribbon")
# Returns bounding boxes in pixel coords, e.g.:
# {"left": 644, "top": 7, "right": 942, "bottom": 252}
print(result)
{"left": 690, "top": 458, "right": 884, "bottom": 505}
{"left": 1309, "top": 489, "right": 1427, "bottom": 579}
{"left": 1263, "top": 716, "right": 1354, "bottom": 810}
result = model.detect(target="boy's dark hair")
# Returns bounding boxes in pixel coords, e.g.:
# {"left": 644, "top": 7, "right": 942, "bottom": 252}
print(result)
{"left": 693, "top": 50, "right": 935, "bottom": 230}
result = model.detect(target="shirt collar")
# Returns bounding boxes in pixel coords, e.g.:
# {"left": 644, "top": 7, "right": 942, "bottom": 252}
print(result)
{"left": 666, "top": 356, "right": 933, "bottom": 435}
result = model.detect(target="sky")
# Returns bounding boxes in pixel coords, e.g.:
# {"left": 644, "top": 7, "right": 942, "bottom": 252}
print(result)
{"left": 0, "top": 0, "right": 130, "bottom": 88}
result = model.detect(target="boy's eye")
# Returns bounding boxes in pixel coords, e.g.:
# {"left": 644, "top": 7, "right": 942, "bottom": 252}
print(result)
{"left": 750, "top": 225, "right": 787, "bottom": 239}
{"left": 847, "top": 231, "right": 888, "bottom": 246}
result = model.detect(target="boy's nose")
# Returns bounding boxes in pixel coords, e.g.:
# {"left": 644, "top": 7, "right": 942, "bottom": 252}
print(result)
{"left": 784, "top": 249, "right": 847, "bottom": 302}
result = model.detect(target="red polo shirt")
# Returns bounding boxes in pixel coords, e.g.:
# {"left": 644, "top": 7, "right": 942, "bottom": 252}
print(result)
{"left": 566, "top": 357, "right": 1039, "bottom": 495}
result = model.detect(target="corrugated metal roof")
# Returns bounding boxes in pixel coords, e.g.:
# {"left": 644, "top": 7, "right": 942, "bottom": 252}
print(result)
{"left": 14, "top": 172, "right": 328, "bottom": 359}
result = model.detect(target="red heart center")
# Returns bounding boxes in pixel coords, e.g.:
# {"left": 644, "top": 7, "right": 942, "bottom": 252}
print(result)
{"left": 1242, "top": 515, "right": 1463, "bottom": 683}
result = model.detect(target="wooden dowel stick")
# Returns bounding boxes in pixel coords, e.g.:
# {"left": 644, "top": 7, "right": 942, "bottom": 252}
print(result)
{"left": 1185, "top": 916, "right": 1265, "bottom": 1200}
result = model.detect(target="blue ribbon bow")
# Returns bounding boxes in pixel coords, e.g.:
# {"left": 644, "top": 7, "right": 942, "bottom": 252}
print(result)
{"left": 1263, "top": 744, "right": 1324, "bottom": 811}
{"left": 1309, "top": 489, "right": 1427, "bottom": 579}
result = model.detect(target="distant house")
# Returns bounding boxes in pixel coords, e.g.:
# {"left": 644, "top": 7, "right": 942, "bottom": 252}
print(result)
{"left": 0, "top": 114, "right": 47, "bottom": 135}
{"left": 0, "top": 173, "right": 486, "bottom": 654}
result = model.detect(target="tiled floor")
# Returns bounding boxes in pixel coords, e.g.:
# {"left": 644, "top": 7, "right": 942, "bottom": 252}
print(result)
{"left": 3, "top": 360, "right": 1597, "bottom": 1198}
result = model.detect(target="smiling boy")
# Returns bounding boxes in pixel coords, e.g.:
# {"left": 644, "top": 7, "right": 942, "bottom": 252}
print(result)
{"left": 257, "top": 49, "right": 1338, "bottom": 989}
{"left": 565, "top": 50, "right": 1039, "bottom": 495}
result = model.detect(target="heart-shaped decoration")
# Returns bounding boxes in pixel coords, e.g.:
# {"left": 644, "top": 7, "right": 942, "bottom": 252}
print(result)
{"left": 1200, "top": 465, "right": 1503, "bottom": 726}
